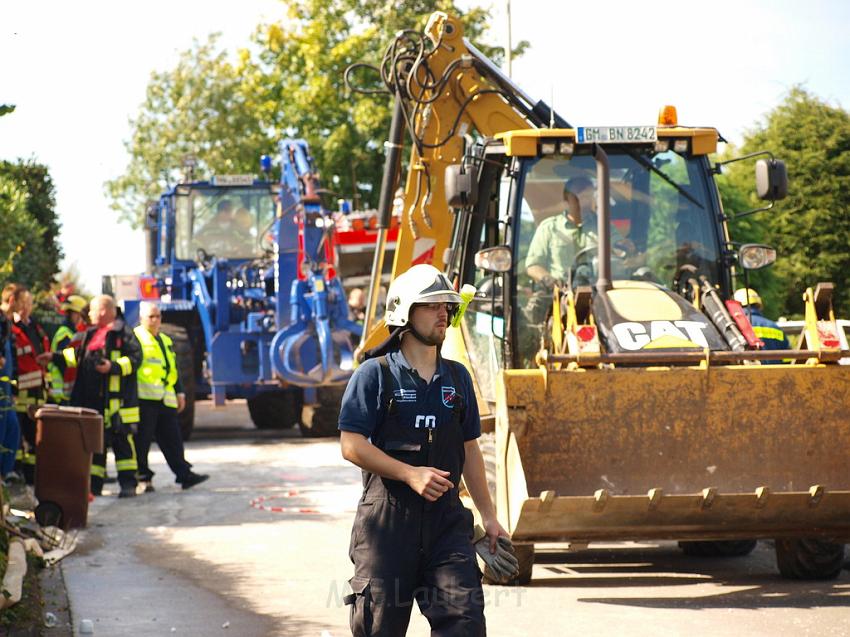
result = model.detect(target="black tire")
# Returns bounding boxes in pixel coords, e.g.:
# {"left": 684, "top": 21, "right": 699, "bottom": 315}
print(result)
{"left": 247, "top": 388, "right": 302, "bottom": 429}
{"left": 34, "top": 501, "right": 63, "bottom": 528}
{"left": 775, "top": 538, "right": 845, "bottom": 580}
{"left": 299, "top": 386, "right": 345, "bottom": 437}
{"left": 678, "top": 540, "right": 758, "bottom": 558}
{"left": 161, "top": 324, "right": 195, "bottom": 441}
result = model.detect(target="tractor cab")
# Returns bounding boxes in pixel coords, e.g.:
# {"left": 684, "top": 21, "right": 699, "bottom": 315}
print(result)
{"left": 447, "top": 114, "right": 786, "bottom": 369}
{"left": 170, "top": 177, "right": 278, "bottom": 263}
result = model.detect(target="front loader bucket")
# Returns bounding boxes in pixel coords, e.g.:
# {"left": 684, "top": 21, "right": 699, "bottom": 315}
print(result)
{"left": 495, "top": 363, "right": 850, "bottom": 543}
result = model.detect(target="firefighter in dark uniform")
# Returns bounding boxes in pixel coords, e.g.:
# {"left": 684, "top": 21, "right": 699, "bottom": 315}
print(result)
{"left": 734, "top": 288, "right": 790, "bottom": 364}
{"left": 10, "top": 286, "right": 51, "bottom": 484}
{"left": 47, "top": 294, "right": 87, "bottom": 405}
{"left": 339, "top": 265, "right": 515, "bottom": 637}
{"left": 67, "top": 295, "right": 141, "bottom": 498}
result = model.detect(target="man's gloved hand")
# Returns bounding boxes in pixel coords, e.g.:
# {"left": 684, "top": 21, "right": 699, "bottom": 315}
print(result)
{"left": 472, "top": 524, "right": 519, "bottom": 583}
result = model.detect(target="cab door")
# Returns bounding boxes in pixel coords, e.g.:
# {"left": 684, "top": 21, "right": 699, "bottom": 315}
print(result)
{"left": 453, "top": 158, "right": 511, "bottom": 404}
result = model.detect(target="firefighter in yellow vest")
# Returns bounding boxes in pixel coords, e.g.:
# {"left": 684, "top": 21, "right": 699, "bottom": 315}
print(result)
{"left": 133, "top": 302, "right": 208, "bottom": 492}
{"left": 47, "top": 295, "right": 87, "bottom": 405}
{"left": 67, "top": 295, "right": 141, "bottom": 498}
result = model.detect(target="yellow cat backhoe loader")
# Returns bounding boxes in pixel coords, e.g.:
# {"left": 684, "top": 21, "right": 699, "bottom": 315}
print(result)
{"left": 352, "top": 12, "right": 850, "bottom": 584}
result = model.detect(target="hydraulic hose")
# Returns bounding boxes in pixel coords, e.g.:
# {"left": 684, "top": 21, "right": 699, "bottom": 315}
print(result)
{"left": 699, "top": 276, "right": 748, "bottom": 351}
{"left": 361, "top": 97, "right": 406, "bottom": 347}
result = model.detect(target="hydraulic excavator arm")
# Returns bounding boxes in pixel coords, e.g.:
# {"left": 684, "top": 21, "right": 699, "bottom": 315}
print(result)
{"left": 353, "top": 12, "right": 564, "bottom": 353}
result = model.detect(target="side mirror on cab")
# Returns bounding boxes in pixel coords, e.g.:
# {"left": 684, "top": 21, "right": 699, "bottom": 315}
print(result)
{"left": 755, "top": 158, "right": 787, "bottom": 201}
{"left": 445, "top": 164, "right": 478, "bottom": 208}
{"left": 474, "top": 246, "right": 512, "bottom": 273}
{"left": 738, "top": 243, "right": 777, "bottom": 270}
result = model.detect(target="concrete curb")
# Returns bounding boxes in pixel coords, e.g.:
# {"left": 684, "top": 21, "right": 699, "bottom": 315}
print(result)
{"left": 39, "top": 563, "right": 73, "bottom": 636}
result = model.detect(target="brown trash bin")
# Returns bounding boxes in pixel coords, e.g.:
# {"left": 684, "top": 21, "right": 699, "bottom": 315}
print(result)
{"left": 33, "top": 405, "right": 104, "bottom": 530}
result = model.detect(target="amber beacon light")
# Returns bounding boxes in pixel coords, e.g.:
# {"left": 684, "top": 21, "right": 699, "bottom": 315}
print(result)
{"left": 658, "top": 105, "right": 678, "bottom": 126}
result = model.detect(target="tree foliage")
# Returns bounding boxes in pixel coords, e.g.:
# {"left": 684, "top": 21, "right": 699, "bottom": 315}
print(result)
{"left": 0, "top": 160, "right": 61, "bottom": 291}
{"left": 715, "top": 156, "right": 783, "bottom": 316}
{"left": 107, "top": 0, "right": 523, "bottom": 227}
{"left": 723, "top": 87, "right": 850, "bottom": 318}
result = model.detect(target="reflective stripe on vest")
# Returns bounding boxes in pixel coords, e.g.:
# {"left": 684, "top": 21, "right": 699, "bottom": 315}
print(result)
{"left": 753, "top": 325, "right": 786, "bottom": 343}
{"left": 48, "top": 324, "right": 75, "bottom": 401}
{"left": 12, "top": 322, "right": 49, "bottom": 388}
{"left": 133, "top": 326, "right": 178, "bottom": 408}
{"left": 13, "top": 388, "right": 44, "bottom": 412}
{"left": 17, "top": 370, "right": 44, "bottom": 390}
{"left": 63, "top": 347, "right": 77, "bottom": 368}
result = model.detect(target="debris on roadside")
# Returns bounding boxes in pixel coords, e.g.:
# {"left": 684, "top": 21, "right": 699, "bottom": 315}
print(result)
{"left": 0, "top": 482, "right": 79, "bottom": 613}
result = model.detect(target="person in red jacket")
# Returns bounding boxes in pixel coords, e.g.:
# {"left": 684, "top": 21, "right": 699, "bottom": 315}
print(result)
{"left": 0, "top": 284, "right": 21, "bottom": 480}
{"left": 11, "top": 286, "right": 51, "bottom": 484}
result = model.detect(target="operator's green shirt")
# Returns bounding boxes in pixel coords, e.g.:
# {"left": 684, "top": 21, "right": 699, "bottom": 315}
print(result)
{"left": 526, "top": 212, "right": 627, "bottom": 281}
{"left": 525, "top": 213, "right": 598, "bottom": 281}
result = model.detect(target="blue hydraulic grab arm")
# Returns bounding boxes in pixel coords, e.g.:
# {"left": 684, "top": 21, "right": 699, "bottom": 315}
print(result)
{"left": 270, "top": 139, "right": 362, "bottom": 386}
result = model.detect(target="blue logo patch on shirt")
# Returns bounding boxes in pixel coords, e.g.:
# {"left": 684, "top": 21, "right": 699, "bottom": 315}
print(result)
{"left": 394, "top": 388, "right": 417, "bottom": 403}
{"left": 441, "top": 386, "right": 457, "bottom": 408}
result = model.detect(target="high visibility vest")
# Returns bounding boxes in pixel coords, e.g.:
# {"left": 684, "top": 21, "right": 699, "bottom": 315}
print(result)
{"left": 48, "top": 323, "right": 78, "bottom": 402}
{"left": 133, "top": 326, "right": 178, "bottom": 408}
{"left": 12, "top": 320, "right": 49, "bottom": 411}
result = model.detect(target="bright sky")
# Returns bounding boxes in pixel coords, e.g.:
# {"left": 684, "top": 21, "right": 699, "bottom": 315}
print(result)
{"left": 1, "top": 0, "right": 848, "bottom": 293}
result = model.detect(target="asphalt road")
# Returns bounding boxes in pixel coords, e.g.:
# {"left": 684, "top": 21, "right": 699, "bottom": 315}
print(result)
{"left": 60, "top": 400, "right": 850, "bottom": 636}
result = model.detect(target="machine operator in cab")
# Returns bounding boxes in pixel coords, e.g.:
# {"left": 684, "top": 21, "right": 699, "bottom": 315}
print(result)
{"left": 338, "top": 264, "right": 517, "bottom": 636}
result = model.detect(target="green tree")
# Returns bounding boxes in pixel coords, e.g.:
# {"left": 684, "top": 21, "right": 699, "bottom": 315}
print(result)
{"left": 0, "top": 177, "right": 42, "bottom": 285}
{"left": 722, "top": 87, "right": 850, "bottom": 318}
{"left": 0, "top": 160, "right": 61, "bottom": 290}
{"left": 714, "top": 151, "right": 782, "bottom": 316}
{"left": 106, "top": 36, "right": 272, "bottom": 227}
{"left": 107, "top": 0, "right": 523, "bottom": 227}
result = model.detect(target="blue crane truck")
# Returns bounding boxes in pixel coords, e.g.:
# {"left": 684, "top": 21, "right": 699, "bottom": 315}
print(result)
{"left": 117, "top": 139, "right": 364, "bottom": 438}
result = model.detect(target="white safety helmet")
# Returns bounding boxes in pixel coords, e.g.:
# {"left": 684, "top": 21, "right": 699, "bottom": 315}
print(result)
{"left": 384, "top": 264, "right": 462, "bottom": 327}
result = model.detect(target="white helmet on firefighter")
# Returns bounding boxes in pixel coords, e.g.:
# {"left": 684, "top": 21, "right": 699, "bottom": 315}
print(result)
{"left": 734, "top": 287, "right": 762, "bottom": 308}
{"left": 385, "top": 264, "right": 462, "bottom": 327}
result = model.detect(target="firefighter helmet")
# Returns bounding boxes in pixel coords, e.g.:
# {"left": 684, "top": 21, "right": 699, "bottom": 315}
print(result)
{"left": 384, "top": 265, "right": 462, "bottom": 327}
{"left": 734, "top": 287, "right": 762, "bottom": 308}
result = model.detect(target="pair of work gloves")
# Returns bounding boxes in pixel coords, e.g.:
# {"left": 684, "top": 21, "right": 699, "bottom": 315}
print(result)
{"left": 472, "top": 525, "right": 520, "bottom": 583}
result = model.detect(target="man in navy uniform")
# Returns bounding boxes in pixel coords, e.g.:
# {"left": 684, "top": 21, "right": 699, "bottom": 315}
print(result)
{"left": 339, "top": 264, "right": 517, "bottom": 636}
{"left": 734, "top": 288, "right": 790, "bottom": 363}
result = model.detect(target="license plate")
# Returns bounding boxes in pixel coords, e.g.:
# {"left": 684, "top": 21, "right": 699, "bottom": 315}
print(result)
{"left": 577, "top": 126, "right": 657, "bottom": 144}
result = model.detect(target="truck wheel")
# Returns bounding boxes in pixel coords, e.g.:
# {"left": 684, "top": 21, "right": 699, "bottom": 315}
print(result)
{"left": 161, "top": 324, "right": 195, "bottom": 441}
{"left": 678, "top": 540, "right": 758, "bottom": 557}
{"left": 299, "top": 386, "right": 344, "bottom": 437}
{"left": 482, "top": 543, "right": 535, "bottom": 586}
{"left": 247, "top": 389, "right": 302, "bottom": 429}
{"left": 775, "top": 538, "right": 845, "bottom": 580}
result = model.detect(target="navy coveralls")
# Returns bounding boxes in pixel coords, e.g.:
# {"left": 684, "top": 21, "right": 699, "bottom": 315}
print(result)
{"left": 339, "top": 349, "right": 485, "bottom": 637}
{"left": 748, "top": 308, "right": 791, "bottom": 365}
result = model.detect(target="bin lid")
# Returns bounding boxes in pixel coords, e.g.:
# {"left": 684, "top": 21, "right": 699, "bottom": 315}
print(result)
{"left": 35, "top": 404, "right": 102, "bottom": 420}
{"left": 35, "top": 404, "right": 104, "bottom": 453}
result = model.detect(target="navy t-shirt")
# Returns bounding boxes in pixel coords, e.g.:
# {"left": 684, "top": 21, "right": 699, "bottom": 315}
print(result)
{"left": 338, "top": 349, "right": 481, "bottom": 442}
